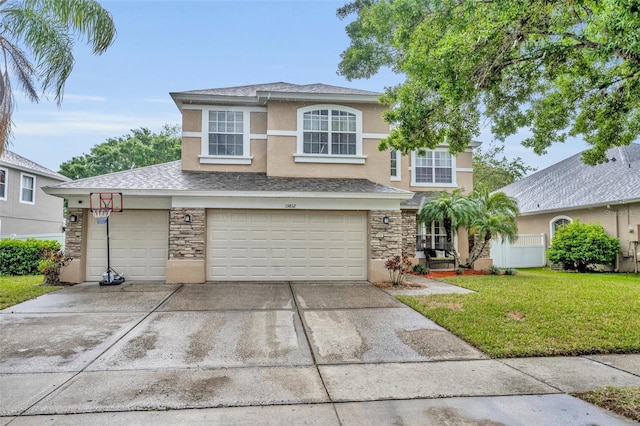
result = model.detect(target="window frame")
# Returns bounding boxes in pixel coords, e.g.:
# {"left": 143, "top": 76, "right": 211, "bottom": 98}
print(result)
{"left": 410, "top": 149, "right": 457, "bottom": 187}
{"left": 416, "top": 220, "right": 450, "bottom": 257}
{"left": 0, "top": 167, "right": 7, "bottom": 201}
{"left": 20, "top": 172, "right": 35, "bottom": 204}
{"left": 390, "top": 149, "right": 401, "bottom": 181}
{"left": 549, "top": 215, "right": 572, "bottom": 241}
{"left": 199, "top": 106, "right": 252, "bottom": 165}
{"left": 295, "top": 104, "right": 366, "bottom": 164}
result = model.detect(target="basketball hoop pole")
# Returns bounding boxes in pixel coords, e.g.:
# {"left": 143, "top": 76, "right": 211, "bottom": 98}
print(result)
{"left": 105, "top": 215, "right": 111, "bottom": 282}
{"left": 90, "top": 192, "right": 125, "bottom": 286}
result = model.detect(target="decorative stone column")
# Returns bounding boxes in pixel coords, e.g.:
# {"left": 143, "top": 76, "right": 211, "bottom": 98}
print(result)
{"left": 369, "top": 210, "right": 402, "bottom": 282}
{"left": 60, "top": 208, "right": 86, "bottom": 283}
{"left": 166, "top": 208, "right": 206, "bottom": 283}
{"left": 401, "top": 210, "right": 417, "bottom": 257}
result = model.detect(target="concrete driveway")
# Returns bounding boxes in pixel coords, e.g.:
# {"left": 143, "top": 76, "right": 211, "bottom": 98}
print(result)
{"left": 0, "top": 281, "right": 636, "bottom": 425}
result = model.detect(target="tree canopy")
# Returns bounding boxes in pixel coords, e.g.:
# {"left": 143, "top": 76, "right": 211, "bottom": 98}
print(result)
{"left": 473, "top": 145, "right": 536, "bottom": 192}
{"left": 58, "top": 125, "right": 181, "bottom": 180}
{"left": 0, "top": 0, "right": 116, "bottom": 154}
{"left": 338, "top": 0, "right": 640, "bottom": 165}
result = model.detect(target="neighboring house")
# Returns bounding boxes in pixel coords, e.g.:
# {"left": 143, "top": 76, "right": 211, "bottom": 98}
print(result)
{"left": 498, "top": 143, "right": 640, "bottom": 272}
{"left": 44, "top": 82, "right": 477, "bottom": 283}
{"left": 0, "top": 150, "right": 69, "bottom": 237}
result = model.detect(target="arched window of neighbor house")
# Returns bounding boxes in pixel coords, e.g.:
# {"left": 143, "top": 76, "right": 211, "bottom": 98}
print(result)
{"left": 550, "top": 216, "right": 572, "bottom": 240}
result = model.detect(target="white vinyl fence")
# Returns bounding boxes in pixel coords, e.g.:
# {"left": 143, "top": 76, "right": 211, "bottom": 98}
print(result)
{"left": 0, "top": 233, "right": 65, "bottom": 251}
{"left": 490, "top": 233, "right": 546, "bottom": 268}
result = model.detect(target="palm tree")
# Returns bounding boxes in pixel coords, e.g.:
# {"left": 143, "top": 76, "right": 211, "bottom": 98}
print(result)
{"left": 417, "top": 189, "right": 479, "bottom": 268}
{"left": 0, "top": 0, "right": 116, "bottom": 153}
{"left": 463, "top": 189, "right": 519, "bottom": 267}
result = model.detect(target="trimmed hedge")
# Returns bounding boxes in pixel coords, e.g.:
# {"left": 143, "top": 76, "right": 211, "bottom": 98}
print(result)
{"left": 0, "top": 239, "right": 62, "bottom": 276}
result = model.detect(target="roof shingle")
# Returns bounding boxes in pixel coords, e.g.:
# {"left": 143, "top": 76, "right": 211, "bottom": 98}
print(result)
{"left": 499, "top": 144, "right": 640, "bottom": 214}
{"left": 45, "top": 161, "right": 411, "bottom": 195}
{"left": 172, "top": 82, "right": 380, "bottom": 98}
{"left": 0, "top": 150, "right": 69, "bottom": 181}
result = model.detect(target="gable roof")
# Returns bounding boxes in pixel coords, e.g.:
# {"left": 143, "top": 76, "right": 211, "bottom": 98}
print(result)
{"left": 43, "top": 161, "right": 412, "bottom": 200}
{"left": 0, "top": 150, "right": 69, "bottom": 182}
{"left": 171, "top": 82, "right": 382, "bottom": 106}
{"left": 499, "top": 144, "right": 640, "bottom": 215}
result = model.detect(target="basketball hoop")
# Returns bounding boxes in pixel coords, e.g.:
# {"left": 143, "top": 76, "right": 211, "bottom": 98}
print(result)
{"left": 92, "top": 208, "right": 111, "bottom": 225}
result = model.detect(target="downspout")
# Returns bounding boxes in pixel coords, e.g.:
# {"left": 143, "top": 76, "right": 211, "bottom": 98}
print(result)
{"left": 611, "top": 206, "right": 620, "bottom": 272}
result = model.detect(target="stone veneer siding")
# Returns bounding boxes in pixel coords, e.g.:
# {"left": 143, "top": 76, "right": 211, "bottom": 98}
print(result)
{"left": 369, "top": 210, "right": 402, "bottom": 260}
{"left": 169, "top": 208, "right": 205, "bottom": 259}
{"left": 401, "top": 210, "right": 417, "bottom": 256}
{"left": 65, "top": 208, "right": 84, "bottom": 259}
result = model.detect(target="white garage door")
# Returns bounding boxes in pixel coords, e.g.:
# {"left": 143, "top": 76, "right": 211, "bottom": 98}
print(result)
{"left": 207, "top": 210, "right": 367, "bottom": 281}
{"left": 86, "top": 210, "right": 169, "bottom": 281}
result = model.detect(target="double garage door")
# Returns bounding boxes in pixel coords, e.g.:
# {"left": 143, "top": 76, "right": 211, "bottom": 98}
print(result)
{"left": 86, "top": 209, "right": 367, "bottom": 281}
{"left": 207, "top": 210, "right": 367, "bottom": 281}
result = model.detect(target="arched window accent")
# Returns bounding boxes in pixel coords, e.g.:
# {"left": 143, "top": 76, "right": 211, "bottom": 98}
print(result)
{"left": 550, "top": 215, "right": 572, "bottom": 240}
{"left": 295, "top": 105, "right": 365, "bottom": 164}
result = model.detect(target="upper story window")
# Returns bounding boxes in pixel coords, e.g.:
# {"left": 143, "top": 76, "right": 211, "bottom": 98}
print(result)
{"left": 0, "top": 168, "right": 6, "bottom": 200}
{"left": 411, "top": 150, "right": 456, "bottom": 187}
{"left": 198, "top": 106, "right": 253, "bottom": 165}
{"left": 390, "top": 149, "right": 401, "bottom": 181}
{"left": 209, "top": 111, "right": 243, "bottom": 156}
{"left": 295, "top": 105, "right": 366, "bottom": 164}
{"left": 20, "top": 173, "right": 35, "bottom": 204}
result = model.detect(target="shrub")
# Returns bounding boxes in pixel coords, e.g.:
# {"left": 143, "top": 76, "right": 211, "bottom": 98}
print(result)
{"left": 0, "top": 239, "right": 61, "bottom": 276}
{"left": 547, "top": 220, "right": 619, "bottom": 272}
{"left": 455, "top": 267, "right": 464, "bottom": 275}
{"left": 38, "top": 247, "right": 72, "bottom": 285}
{"left": 504, "top": 267, "right": 517, "bottom": 276}
{"left": 385, "top": 254, "right": 412, "bottom": 286}
{"left": 487, "top": 265, "right": 501, "bottom": 275}
{"left": 413, "top": 263, "right": 429, "bottom": 275}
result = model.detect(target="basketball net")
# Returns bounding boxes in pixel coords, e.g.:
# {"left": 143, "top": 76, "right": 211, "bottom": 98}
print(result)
{"left": 92, "top": 208, "right": 111, "bottom": 224}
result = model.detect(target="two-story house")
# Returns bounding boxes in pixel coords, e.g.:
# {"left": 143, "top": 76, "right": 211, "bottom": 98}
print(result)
{"left": 0, "top": 150, "right": 69, "bottom": 237}
{"left": 45, "top": 82, "right": 476, "bottom": 284}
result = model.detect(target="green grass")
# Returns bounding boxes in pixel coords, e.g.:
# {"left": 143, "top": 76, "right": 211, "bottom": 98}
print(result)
{"left": 0, "top": 275, "right": 60, "bottom": 310}
{"left": 397, "top": 268, "right": 640, "bottom": 358}
{"left": 573, "top": 386, "right": 640, "bottom": 422}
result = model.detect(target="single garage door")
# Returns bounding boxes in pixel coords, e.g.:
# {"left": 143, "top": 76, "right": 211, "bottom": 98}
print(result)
{"left": 207, "top": 210, "right": 367, "bottom": 281}
{"left": 86, "top": 210, "right": 169, "bottom": 281}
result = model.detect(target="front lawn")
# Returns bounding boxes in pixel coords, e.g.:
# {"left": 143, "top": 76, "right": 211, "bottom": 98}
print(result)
{"left": 397, "top": 268, "right": 640, "bottom": 358}
{"left": 0, "top": 275, "right": 60, "bottom": 310}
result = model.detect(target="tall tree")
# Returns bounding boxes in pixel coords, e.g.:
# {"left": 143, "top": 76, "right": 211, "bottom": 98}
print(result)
{"left": 463, "top": 189, "right": 519, "bottom": 267}
{"left": 338, "top": 1, "right": 640, "bottom": 165}
{"left": 0, "top": 0, "right": 116, "bottom": 154}
{"left": 473, "top": 145, "right": 536, "bottom": 192}
{"left": 417, "top": 189, "right": 479, "bottom": 268}
{"left": 59, "top": 125, "right": 181, "bottom": 180}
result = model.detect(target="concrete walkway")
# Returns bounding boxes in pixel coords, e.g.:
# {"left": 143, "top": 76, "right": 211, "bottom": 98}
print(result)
{"left": 0, "top": 280, "right": 637, "bottom": 425}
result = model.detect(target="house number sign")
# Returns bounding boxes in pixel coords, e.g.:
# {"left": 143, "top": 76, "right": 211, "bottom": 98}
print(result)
{"left": 284, "top": 203, "right": 296, "bottom": 209}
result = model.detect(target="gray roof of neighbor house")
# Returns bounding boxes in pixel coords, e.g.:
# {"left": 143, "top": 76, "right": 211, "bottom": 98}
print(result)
{"left": 44, "top": 161, "right": 412, "bottom": 199}
{"left": 499, "top": 144, "right": 640, "bottom": 215}
{"left": 170, "top": 82, "right": 382, "bottom": 106}
{"left": 0, "top": 150, "right": 69, "bottom": 181}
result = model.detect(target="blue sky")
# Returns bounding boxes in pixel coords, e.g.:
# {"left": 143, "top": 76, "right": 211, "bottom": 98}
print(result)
{"left": 9, "top": 0, "right": 588, "bottom": 173}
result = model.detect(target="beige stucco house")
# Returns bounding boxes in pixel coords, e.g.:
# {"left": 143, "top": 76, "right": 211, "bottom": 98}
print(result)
{"left": 45, "top": 82, "right": 477, "bottom": 283}
{"left": 0, "top": 150, "right": 69, "bottom": 237}
{"left": 499, "top": 143, "right": 640, "bottom": 272}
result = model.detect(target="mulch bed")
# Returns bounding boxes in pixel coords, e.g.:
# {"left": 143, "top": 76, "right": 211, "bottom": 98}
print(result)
{"left": 373, "top": 281, "right": 425, "bottom": 290}
{"left": 417, "top": 270, "right": 487, "bottom": 279}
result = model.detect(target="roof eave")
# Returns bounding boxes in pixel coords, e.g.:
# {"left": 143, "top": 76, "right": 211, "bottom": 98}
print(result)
{"left": 0, "top": 161, "right": 70, "bottom": 182}
{"left": 43, "top": 187, "right": 414, "bottom": 200}
{"left": 170, "top": 92, "right": 260, "bottom": 108}
{"left": 519, "top": 198, "right": 640, "bottom": 216}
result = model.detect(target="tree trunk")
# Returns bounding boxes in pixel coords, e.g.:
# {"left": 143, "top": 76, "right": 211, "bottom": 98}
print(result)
{"left": 462, "top": 233, "right": 491, "bottom": 268}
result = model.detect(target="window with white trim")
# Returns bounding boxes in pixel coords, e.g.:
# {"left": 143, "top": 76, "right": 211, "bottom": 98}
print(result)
{"left": 0, "top": 168, "right": 6, "bottom": 200}
{"left": 199, "top": 106, "right": 253, "bottom": 165}
{"left": 550, "top": 216, "right": 572, "bottom": 240}
{"left": 208, "top": 110, "right": 244, "bottom": 155}
{"left": 411, "top": 150, "right": 456, "bottom": 186}
{"left": 390, "top": 149, "right": 401, "bottom": 180}
{"left": 417, "top": 221, "right": 448, "bottom": 251}
{"left": 295, "top": 105, "right": 365, "bottom": 164}
{"left": 303, "top": 109, "right": 356, "bottom": 155}
{"left": 20, "top": 173, "right": 35, "bottom": 204}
